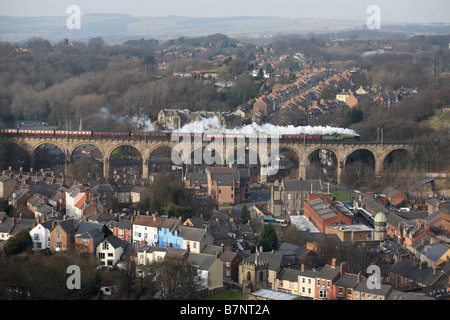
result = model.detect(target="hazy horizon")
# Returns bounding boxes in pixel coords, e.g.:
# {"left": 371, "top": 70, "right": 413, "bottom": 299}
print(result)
{"left": 1, "top": 0, "right": 449, "bottom": 24}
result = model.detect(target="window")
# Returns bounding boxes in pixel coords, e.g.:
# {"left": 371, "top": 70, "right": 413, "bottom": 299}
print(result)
{"left": 176, "top": 239, "right": 180, "bottom": 246}
{"left": 56, "top": 233, "right": 61, "bottom": 239}
{"left": 317, "top": 279, "right": 320, "bottom": 286}
{"left": 327, "top": 280, "right": 330, "bottom": 287}
{"left": 98, "top": 253, "right": 105, "bottom": 259}
{"left": 279, "top": 280, "right": 283, "bottom": 287}
{"left": 308, "top": 288, "right": 311, "bottom": 294}
{"left": 102, "top": 242, "right": 108, "bottom": 250}
{"left": 308, "top": 279, "right": 311, "bottom": 284}
{"left": 83, "top": 240, "right": 89, "bottom": 245}
{"left": 34, "top": 234, "right": 39, "bottom": 240}
{"left": 162, "top": 236, "right": 165, "bottom": 243}
{"left": 302, "top": 277, "right": 305, "bottom": 283}
{"left": 108, "top": 253, "right": 113, "bottom": 257}
{"left": 289, "top": 281, "right": 294, "bottom": 289}
{"left": 319, "top": 288, "right": 327, "bottom": 299}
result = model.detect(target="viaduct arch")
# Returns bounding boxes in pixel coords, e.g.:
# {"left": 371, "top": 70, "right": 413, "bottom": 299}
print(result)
{"left": 1, "top": 135, "right": 412, "bottom": 184}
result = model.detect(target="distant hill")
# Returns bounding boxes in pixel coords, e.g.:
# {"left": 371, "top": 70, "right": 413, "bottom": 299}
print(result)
{"left": 1, "top": 14, "right": 449, "bottom": 44}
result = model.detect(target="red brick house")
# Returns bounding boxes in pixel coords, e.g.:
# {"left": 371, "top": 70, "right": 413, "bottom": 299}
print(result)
{"left": 74, "top": 221, "right": 112, "bottom": 254}
{"left": 303, "top": 196, "right": 353, "bottom": 233}
{"left": 50, "top": 219, "right": 77, "bottom": 252}
{"left": 107, "top": 216, "right": 133, "bottom": 242}
{"left": 314, "top": 258, "right": 342, "bottom": 300}
{"left": 220, "top": 251, "right": 243, "bottom": 282}
{"left": 206, "top": 167, "right": 250, "bottom": 206}
{"left": 402, "top": 219, "right": 436, "bottom": 251}
{"left": 382, "top": 186, "right": 407, "bottom": 207}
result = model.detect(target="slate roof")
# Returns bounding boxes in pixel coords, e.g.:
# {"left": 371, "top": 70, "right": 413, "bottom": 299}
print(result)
{"left": 282, "top": 179, "right": 322, "bottom": 192}
{"left": 107, "top": 218, "right": 132, "bottom": 230}
{"left": 354, "top": 278, "right": 392, "bottom": 296}
{"left": 160, "top": 218, "right": 182, "bottom": 232}
{"left": 389, "top": 259, "right": 446, "bottom": 286}
{"left": 307, "top": 197, "right": 343, "bottom": 220}
{"left": 184, "top": 216, "right": 207, "bottom": 228}
{"left": 387, "top": 289, "right": 434, "bottom": 300}
{"left": 420, "top": 243, "right": 449, "bottom": 263}
{"left": 334, "top": 273, "right": 360, "bottom": 288}
{"left": 316, "top": 264, "right": 341, "bottom": 280}
{"left": 186, "top": 252, "right": 216, "bottom": 271}
{"left": 178, "top": 226, "right": 208, "bottom": 241}
{"left": 104, "top": 235, "right": 124, "bottom": 249}
{"left": 56, "top": 219, "right": 78, "bottom": 233}
{"left": 382, "top": 186, "right": 402, "bottom": 198}
{"left": 276, "top": 243, "right": 312, "bottom": 260}
{"left": 220, "top": 251, "right": 241, "bottom": 263}
{"left": 241, "top": 251, "right": 295, "bottom": 271}
{"left": 362, "top": 197, "right": 405, "bottom": 227}
{"left": 276, "top": 268, "right": 302, "bottom": 282}
{"left": 75, "top": 221, "right": 108, "bottom": 236}
{"left": 186, "top": 172, "right": 207, "bottom": 186}
{"left": 76, "top": 228, "right": 104, "bottom": 240}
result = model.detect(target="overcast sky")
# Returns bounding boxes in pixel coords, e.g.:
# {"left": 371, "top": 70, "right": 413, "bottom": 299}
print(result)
{"left": 1, "top": 0, "right": 449, "bottom": 23}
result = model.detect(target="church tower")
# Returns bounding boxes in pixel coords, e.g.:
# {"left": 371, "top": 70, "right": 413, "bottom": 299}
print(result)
{"left": 241, "top": 255, "right": 269, "bottom": 299}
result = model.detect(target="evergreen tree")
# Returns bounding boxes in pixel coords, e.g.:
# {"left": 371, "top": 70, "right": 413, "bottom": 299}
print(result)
{"left": 257, "top": 223, "right": 278, "bottom": 252}
{"left": 241, "top": 205, "right": 250, "bottom": 224}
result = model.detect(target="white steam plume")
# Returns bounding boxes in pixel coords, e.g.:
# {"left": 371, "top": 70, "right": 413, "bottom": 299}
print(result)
{"left": 173, "top": 116, "right": 358, "bottom": 136}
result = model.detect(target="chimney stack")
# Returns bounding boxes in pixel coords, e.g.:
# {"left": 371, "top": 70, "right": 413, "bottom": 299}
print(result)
{"left": 331, "top": 258, "right": 337, "bottom": 268}
{"left": 340, "top": 262, "right": 347, "bottom": 275}
{"left": 419, "top": 261, "right": 427, "bottom": 270}
{"left": 433, "top": 265, "right": 441, "bottom": 275}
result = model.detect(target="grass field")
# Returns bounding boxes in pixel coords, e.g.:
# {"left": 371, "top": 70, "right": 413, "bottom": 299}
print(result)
{"left": 331, "top": 191, "right": 354, "bottom": 201}
{"left": 205, "top": 290, "right": 242, "bottom": 300}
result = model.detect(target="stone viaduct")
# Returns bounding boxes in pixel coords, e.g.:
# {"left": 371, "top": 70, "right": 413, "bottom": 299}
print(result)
{"left": 1, "top": 134, "right": 412, "bottom": 185}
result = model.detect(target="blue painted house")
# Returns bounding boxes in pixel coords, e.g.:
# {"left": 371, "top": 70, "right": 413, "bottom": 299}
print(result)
{"left": 158, "top": 218, "right": 183, "bottom": 249}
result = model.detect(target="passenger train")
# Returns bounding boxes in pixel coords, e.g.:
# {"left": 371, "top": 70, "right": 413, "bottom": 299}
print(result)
{"left": 1, "top": 128, "right": 360, "bottom": 142}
